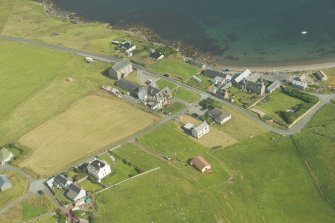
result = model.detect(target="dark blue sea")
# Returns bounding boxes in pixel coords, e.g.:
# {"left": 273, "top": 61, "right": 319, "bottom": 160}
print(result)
{"left": 52, "top": 0, "right": 335, "bottom": 66}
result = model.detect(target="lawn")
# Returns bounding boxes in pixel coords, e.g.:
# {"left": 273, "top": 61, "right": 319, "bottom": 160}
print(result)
{"left": 0, "top": 171, "right": 28, "bottom": 209}
{"left": 156, "top": 79, "right": 177, "bottom": 90}
{"left": 79, "top": 178, "right": 104, "bottom": 192}
{"left": 148, "top": 56, "right": 200, "bottom": 81}
{"left": 0, "top": 39, "right": 112, "bottom": 145}
{"left": 138, "top": 121, "right": 208, "bottom": 161}
{"left": 211, "top": 132, "right": 335, "bottom": 223}
{"left": 19, "top": 95, "right": 158, "bottom": 176}
{"left": 174, "top": 87, "right": 201, "bottom": 103}
{"left": 162, "top": 101, "right": 187, "bottom": 114}
{"left": 21, "top": 195, "right": 55, "bottom": 221}
{"left": 229, "top": 86, "right": 261, "bottom": 108}
{"left": 255, "top": 90, "right": 304, "bottom": 121}
{"left": 0, "top": 0, "right": 15, "bottom": 32}
{"left": 292, "top": 104, "right": 335, "bottom": 209}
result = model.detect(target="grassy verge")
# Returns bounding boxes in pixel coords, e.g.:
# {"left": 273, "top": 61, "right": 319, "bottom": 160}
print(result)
{"left": 174, "top": 87, "right": 201, "bottom": 103}
{"left": 156, "top": 79, "right": 177, "bottom": 90}
{"left": 292, "top": 104, "right": 335, "bottom": 208}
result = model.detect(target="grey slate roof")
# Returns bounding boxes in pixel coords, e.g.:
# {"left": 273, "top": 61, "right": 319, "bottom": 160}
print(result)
{"left": 90, "top": 160, "right": 106, "bottom": 169}
{"left": 112, "top": 59, "right": 132, "bottom": 72}
{"left": 193, "top": 121, "right": 209, "bottom": 132}
{"left": 54, "top": 175, "right": 68, "bottom": 185}
{"left": 66, "top": 183, "right": 85, "bottom": 200}
{"left": 0, "top": 174, "right": 12, "bottom": 190}
{"left": 116, "top": 79, "right": 141, "bottom": 94}
{"left": 233, "top": 69, "right": 252, "bottom": 84}
{"left": 267, "top": 80, "right": 281, "bottom": 92}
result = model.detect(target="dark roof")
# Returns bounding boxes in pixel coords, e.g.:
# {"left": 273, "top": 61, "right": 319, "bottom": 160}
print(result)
{"left": 207, "top": 108, "right": 223, "bottom": 117}
{"left": 90, "top": 160, "right": 106, "bottom": 169}
{"left": 150, "top": 51, "right": 163, "bottom": 59}
{"left": 204, "top": 69, "right": 228, "bottom": 78}
{"left": 54, "top": 175, "right": 68, "bottom": 185}
{"left": 68, "top": 183, "right": 82, "bottom": 194}
{"left": 121, "top": 41, "right": 133, "bottom": 50}
{"left": 116, "top": 79, "right": 141, "bottom": 94}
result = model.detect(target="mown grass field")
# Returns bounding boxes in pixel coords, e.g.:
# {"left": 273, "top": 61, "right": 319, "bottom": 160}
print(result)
{"left": 148, "top": 56, "right": 200, "bottom": 81}
{"left": 293, "top": 104, "right": 335, "bottom": 209}
{"left": 19, "top": 95, "right": 157, "bottom": 176}
{"left": 162, "top": 101, "right": 186, "bottom": 114}
{"left": 255, "top": 90, "right": 304, "bottom": 121}
{"left": 0, "top": 171, "right": 28, "bottom": 209}
{"left": 0, "top": 0, "right": 15, "bottom": 32}
{"left": 174, "top": 87, "right": 201, "bottom": 103}
{"left": 0, "top": 195, "right": 55, "bottom": 223}
{"left": 0, "top": 39, "right": 112, "bottom": 145}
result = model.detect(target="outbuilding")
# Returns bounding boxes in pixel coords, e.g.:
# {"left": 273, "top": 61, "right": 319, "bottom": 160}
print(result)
{"left": 190, "top": 156, "right": 212, "bottom": 173}
{"left": 0, "top": 174, "right": 12, "bottom": 191}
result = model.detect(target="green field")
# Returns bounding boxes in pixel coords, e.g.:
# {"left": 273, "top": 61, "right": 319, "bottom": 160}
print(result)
{"left": 156, "top": 79, "right": 177, "bottom": 90}
{"left": 148, "top": 56, "right": 200, "bottom": 81}
{"left": 293, "top": 104, "right": 335, "bottom": 208}
{"left": 0, "top": 0, "right": 15, "bottom": 32}
{"left": 0, "top": 39, "right": 112, "bottom": 144}
{"left": 255, "top": 90, "right": 304, "bottom": 121}
{"left": 174, "top": 87, "right": 201, "bottom": 103}
{"left": 162, "top": 101, "right": 186, "bottom": 114}
{"left": 138, "top": 121, "right": 207, "bottom": 161}
{"left": 0, "top": 171, "right": 28, "bottom": 209}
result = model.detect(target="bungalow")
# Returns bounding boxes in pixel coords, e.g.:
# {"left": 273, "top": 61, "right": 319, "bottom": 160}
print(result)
{"left": 150, "top": 50, "right": 164, "bottom": 60}
{"left": 0, "top": 148, "right": 14, "bottom": 165}
{"left": 191, "top": 121, "right": 209, "bottom": 139}
{"left": 190, "top": 156, "right": 212, "bottom": 173}
{"left": 245, "top": 80, "right": 265, "bottom": 95}
{"left": 121, "top": 40, "right": 136, "bottom": 52}
{"left": 315, "top": 71, "right": 328, "bottom": 81}
{"left": 204, "top": 68, "right": 231, "bottom": 80}
{"left": 207, "top": 108, "right": 231, "bottom": 125}
{"left": 0, "top": 174, "right": 12, "bottom": 191}
{"left": 66, "top": 183, "right": 86, "bottom": 201}
{"left": 292, "top": 80, "right": 308, "bottom": 90}
{"left": 232, "top": 69, "right": 252, "bottom": 85}
{"left": 186, "top": 58, "right": 206, "bottom": 69}
{"left": 108, "top": 59, "right": 133, "bottom": 80}
{"left": 87, "top": 159, "right": 112, "bottom": 182}
{"left": 266, "top": 80, "right": 281, "bottom": 93}
{"left": 47, "top": 174, "right": 72, "bottom": 190}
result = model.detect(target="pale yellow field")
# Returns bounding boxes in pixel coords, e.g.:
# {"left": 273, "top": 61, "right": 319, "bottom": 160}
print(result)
{"left": 19, "top": 96, "right": 157, "bottom": 176}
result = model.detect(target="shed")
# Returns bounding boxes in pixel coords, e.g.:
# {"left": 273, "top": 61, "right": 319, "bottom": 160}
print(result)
{"left": 0, "top": 174, "right": 12, "bottom": 191}
{"left": 190, "top": 156, "right": 212, "bottom": 173}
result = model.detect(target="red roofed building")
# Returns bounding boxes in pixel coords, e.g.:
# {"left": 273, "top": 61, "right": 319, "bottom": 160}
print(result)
{"left": 190, "top": 156, "right": 212, "bottom": 173}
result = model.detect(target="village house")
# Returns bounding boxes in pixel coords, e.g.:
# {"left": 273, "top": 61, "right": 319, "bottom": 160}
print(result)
{"left": 150, "top": 50, "right": 164, "bottom": 60}
{"left": 245, "top": 80, "right": 266, "bottom": 95}
{"left": 121, "top": 40, "right": 136, "bottom": 56}
{"left": 315, "top": 71, "right": 328, "bottom": 81}
{"left": 186, "top": 58, "right": 206, "bottom": 69}
{"left": 292, "top": 80, "right": 308, "bottom": 90}
{"left": 0, "top": 174, "right": 12, "bottom": 191}
{"left": 207, "top": 108, "right": 232, "bottom": 125}
{"left": 47, "top": 174, "right": 73, "bottom": 190}
{"left": 204, "top": 68, "right": 231, "bottom": 80}
{"left": 66, "top": 183, "right": 86, "bottom": 201}
{"left": 108, "top": 58, "right": 133, "bottom": 80}
{"left": 191, "top": 121, "right": 210, "bottom": 139}
{"left": 0, "top": 148, "right": 14, "bottom": 165}
{"left": 232, "top": 69, "right": 252, "bottom": 85}
{"left": 87, "top": 159, "right": 112, "bottom": 182}
{"left": 266, "top": 80, "right": 281, "bottom": 93}
{"left": 190, "top": 156, "right": 212, "bottom": 173}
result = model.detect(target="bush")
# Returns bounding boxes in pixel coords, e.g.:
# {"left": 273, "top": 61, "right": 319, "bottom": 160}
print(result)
{"left": 282, "top": 88, "right": 318, "bottom": 104}
{"left": 279, "top": 103, "right": 314, "bottom": 124}
{"left": 199, "top": 98, "right": 221, "bottom": 109}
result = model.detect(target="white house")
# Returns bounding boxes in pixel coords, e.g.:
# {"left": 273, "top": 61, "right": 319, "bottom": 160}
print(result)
{"left": 87, "top": 159, "right": 112, "bottom": 182}
{"left": 191, "top": 121, "right": 210, "bottom": 139}
{"left": 233, "top": 69, "right": 252, "bottom": 85}
{"left": 47, "top": 174, "right": 72, "bottom": 190}
{"left": 66, "top": 183, "right": 86, "bottom": 201}
{"left": 0, "top": 148, "right": 14, "bottom": 165}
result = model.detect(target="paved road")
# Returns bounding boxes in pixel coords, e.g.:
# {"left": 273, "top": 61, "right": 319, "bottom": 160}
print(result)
{"left": 2, "top": 34, "right": 335, "bottom": 135}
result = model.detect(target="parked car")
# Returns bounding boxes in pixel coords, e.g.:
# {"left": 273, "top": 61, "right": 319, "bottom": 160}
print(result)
{"left": 163, "top": 155, "right": 172, "bottom": 161}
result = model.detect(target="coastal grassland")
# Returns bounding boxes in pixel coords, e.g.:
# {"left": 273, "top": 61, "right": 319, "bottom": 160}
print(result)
{"left": 0, "top": 0, "right": 15, "bottom": 32}
{"left": 292, "top": 104, "right": 335, "bottom": 208}
{"left": 19, "top": 95, "right": 158, "bottom": 176}
{"left": 1, "top": 0, "right": 140, "bottom": 56}
{"left": 212, "top": 132, "right": 335, "bottom": 223}
{"left": 0, "top": 171, "right": 28, "bottom": 209}
{"left": 0, "top": 39, "right": 112, "bottom": 144}
{"left": 0, "top": 194, "right": 55, "bottom": 222}
{"left": 322, "top": 68, "right": 335, "bottom": 86}
{"left": 255, "top": 90, "right": 304, "bottom": 121}
{"left": 137, "top": 121, "right": 208, "bottom": 161}
{"left": 93, "top": 143, "right": 230, "bottom": 223}
{"left": 174, "top": 87, "right": 201, "bottom": 103}
{"left": 148, "top": 56, "right": 200, "bottom": 81}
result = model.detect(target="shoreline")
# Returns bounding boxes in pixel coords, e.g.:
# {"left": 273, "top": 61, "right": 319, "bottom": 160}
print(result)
{"left": 43, "top": 0, "right": 335, "bottom": 72}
